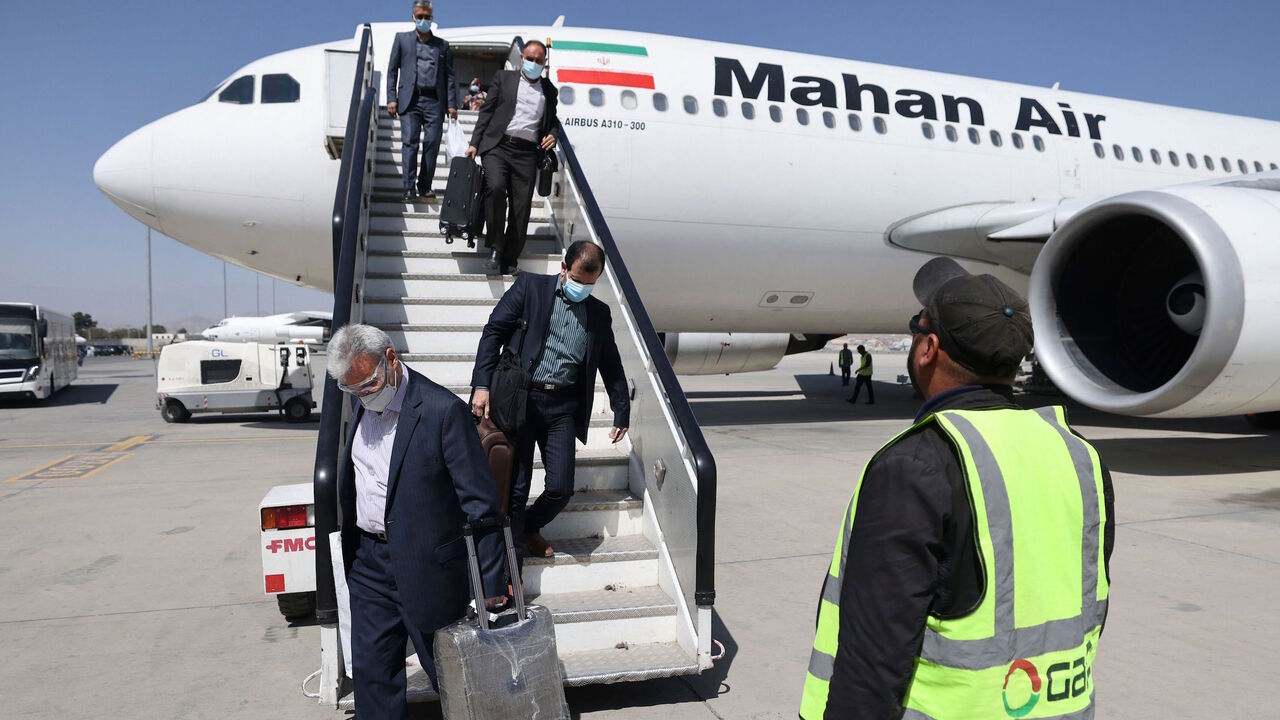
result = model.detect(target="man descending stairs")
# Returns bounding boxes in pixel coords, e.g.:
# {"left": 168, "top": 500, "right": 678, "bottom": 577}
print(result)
{"left": 356, "top": 108, "right": 699, "bottom": 695}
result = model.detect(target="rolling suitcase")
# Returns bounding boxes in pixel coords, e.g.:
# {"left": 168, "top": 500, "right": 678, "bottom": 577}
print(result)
{"left": 439, "top": 156, "right": 486, "bottom": 247}
{"left": 434, "top": 517, "right": 569, "bottom": 719}
{"left": 476, "top": 416, "right": 514, "bottom": 514}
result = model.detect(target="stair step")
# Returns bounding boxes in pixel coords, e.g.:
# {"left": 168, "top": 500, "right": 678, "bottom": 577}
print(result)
{"left": 532, "top": 489, "right": 644, "bottom": 542}
{"left": 366, "top": 233, "right": 560, "bottom": 258}
{"left": 521, "top": 534, "right": 658, "bottom": 596}
{"left": 362, "top": 301, "right": 498, "bottom": 326}
{"left": 533, "top": 586, "right": 674, "bottom": 624}
{"left": 366, "top": 250, "right": 562, "bottom": 277}
{"left": 364, "top": 275, "right": 514, "bottom": 299}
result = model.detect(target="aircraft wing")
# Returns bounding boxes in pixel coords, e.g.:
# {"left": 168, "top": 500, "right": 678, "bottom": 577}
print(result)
{"left": 884, "top": 197, "right": 1096, "bottom": 274}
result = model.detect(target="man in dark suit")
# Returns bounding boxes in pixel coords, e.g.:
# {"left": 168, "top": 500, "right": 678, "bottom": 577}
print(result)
{"left": 470, "top": 241, "right": 629, "bottom": 558}
{"left": 328, "top": 323, "right": 507, "bottom": 719}
{"left": 386, "top": 0, "right": 458, "bottom": 201}
{"left": 465, "top": 40, "right": 559, "bottom": 274}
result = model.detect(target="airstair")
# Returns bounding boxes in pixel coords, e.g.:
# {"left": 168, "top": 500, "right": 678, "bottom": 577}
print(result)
{"left": 310, "top": 27, "right": 718, "bottom": 707}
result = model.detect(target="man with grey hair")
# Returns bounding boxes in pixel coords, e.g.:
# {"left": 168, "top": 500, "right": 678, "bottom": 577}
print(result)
{"left": 328, "top": 323, "right": 507, "bottom": 718}
{"left": 387, "top": 0, "right": 458, "bottom": 201}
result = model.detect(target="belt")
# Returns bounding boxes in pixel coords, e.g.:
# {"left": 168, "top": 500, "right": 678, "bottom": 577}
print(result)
{"left": 502, "top": 134, "right": 538, "bottom": 149}
{"left": 360, "top": 528, "right": 388, "bottom": 542}
{"left": 530, "top": 382, "right": 570, "bottom": 392}
{"left": 415, "top": 86, "right": 438, "bottom": 96}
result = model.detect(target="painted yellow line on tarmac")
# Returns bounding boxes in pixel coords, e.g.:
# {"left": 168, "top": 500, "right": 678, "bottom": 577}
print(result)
{"left": 6, "top": 455, "right": 75, "bottom": 483}
{"left": 146, "top": 435, "right": 315, "bottom": 446}
{"left": 103, "top": 435, "right": 153, "bottom": 452}
{"left": 7, "top": 452, "right": 134, "bottom": 481}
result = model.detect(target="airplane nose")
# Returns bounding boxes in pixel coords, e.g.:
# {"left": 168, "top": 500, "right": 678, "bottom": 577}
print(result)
{"left": 94, "top": 124, "right": 156, "bottom": 220}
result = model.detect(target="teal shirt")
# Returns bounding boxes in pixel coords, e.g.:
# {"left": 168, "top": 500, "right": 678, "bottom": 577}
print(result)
{"left": 532, "top": 286, "right": 589, "bottom": 385}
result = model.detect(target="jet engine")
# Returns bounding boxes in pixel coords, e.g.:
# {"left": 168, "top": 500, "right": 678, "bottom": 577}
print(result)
{"left": 664, "top": 333, "right": 793, "bottom": 375}
{"left": 1028, "top": 180, "right": 1280, "bottom": 418}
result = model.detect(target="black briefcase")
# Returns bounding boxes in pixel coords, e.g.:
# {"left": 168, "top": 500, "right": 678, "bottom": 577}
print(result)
{"left": 488, "top": 320, "right": 530, "bottom": 436}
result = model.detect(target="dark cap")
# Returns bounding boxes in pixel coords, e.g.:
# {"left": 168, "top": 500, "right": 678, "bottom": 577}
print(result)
{"left": 912, "top": 257, "right": 1033, "bottom": 378}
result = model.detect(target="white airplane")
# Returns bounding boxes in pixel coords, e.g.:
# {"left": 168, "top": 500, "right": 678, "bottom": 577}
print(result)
{"left": 200, "top": 311, "right": 332, "bottom": 343}
{"left": 94, "top": 23, "right": 1280, "bottom": 420}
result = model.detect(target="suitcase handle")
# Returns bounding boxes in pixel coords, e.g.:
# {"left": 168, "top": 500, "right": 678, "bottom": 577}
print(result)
{"left": 462, "top": 517, "right": 527, "bottom": 628}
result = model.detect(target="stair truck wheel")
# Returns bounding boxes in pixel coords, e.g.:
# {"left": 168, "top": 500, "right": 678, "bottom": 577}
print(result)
{"left": 277, "top": 591, "right": 316, "bottom": 620}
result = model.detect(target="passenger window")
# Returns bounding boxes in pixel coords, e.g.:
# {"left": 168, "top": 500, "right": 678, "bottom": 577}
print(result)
{"left": 1150, "top": 148, "right": 1161, "bottom": 165}
{"left": 589, "top": 88, "right": 604, "bottom": 107}
{"left": 712, "top": 98, "right": 727, "bottom": 117}
{"left": 990, "top": 130, "right": 1003, "bottom": 147}
{"left": 1131, "top": 146, "right": 1142, "bottom": 162}
{"left": 1238, "top": 159, "right": 1248, "bottom": 174}
{"left": 653, "top": 93, "right": 668, "bottom": 111}
{"left": 770, "top": 105, "right": 782, "bottom": 123}
{"left": 218, "top": 75, "right": 254, "bottom": 104}
{"left": 1204, "top": 156, "right": 1214, "bottom": 170}
{"left": 848, "top": 113, "right": 862, "bottom": 131}
{"left": 1093, "top": 142, "right": 1104, "bottom": 158}
{"left": 922, "top": 122, "right": 935, "bottom": 140}
{"left": 200, "top": 359, "right": 242, "bottom": 384}
{"left": 1012, "top": 133, "right": 1024, "bottom": 150}
{"left": 741, "top": 101, "right": 755, "bottom": 119}
{"left": 1033, "top": 136, "right": 1045, "bottom": 152}
{"left": 1272, "top": 163, "right": 1278, "bottom": 170}
{"left": 1168, "top": 151, "right": 1179, "bottom": 167}
{"left": 1255, "top": 161, "right": 1264, "bottom": 172}
{"left": 1186, "top": 153, "right": 1197, "bottom": 169}
{"left": 823, "top": 111, "right": 835, "bottom": 129}
{"left": 968, "top": 127, "right": 980, "bottom": 145}
{"left": 945, "top": 125, "right": 958, "bottom": 142}
{"left": 1113, "top": 144, "right": 1123, "bottom": 160}
{"left": 796, "top": 108, "right": 809, "bottom": 125}
{"left": 261, "top": 74, "right": 300, "bottom": 103}
{"left": 1221, "top": 157, "right": 1231, "bottom": 172}
{"left": 873, "top": 116, "right": 887, "bottom": 134}
{"left": 560, "top": 86, "right": 576, "bottom": 105}
{"left": 683, "top": 95, "right": 698, "bottom": 114}
{"left": 620, "top": 90, "right": 637, "bottom": 110}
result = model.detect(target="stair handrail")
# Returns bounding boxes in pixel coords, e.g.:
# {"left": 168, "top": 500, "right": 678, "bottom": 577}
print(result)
{"left": 511, "top": 34, "right": 717, "bottom": 608}
{"left": 313, "top": 24, "right": 374, "bottom": 624}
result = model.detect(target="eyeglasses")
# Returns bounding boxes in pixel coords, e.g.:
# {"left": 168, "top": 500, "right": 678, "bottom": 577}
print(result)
{"left": 337, "top": 355, "right": 387, "bottom": 395}
{"left": 908, "top": 312, "right": 931, "bottom": 336}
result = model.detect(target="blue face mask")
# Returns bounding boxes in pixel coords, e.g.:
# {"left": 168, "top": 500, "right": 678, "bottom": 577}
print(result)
{"left": 415, "top": 18, "right": 433, "bottom": 34}
{"left": 521, "top": 59, "right": 543, "bottom": 81}
{"left": 562, "top": 276, "right": 594, "bottom": 303}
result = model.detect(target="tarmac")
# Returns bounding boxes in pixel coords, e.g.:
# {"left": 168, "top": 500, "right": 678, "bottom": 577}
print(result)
{"left": 2, "top": 352, "right": 1277, "bottom": 718}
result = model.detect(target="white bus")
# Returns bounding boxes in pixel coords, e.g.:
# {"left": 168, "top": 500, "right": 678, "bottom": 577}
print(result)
{"left": 0, "top": 303, "right": 77, "bottom": 400}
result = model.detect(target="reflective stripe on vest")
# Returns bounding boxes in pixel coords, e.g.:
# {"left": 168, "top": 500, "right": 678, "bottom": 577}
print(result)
{"left": 801, "top": 406, "right": 1108, "bottom": 720}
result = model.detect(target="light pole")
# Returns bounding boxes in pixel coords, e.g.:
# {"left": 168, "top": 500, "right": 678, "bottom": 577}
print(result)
{"left": 272, "top": 278, "right": 277, "bottom": 314}
{"left": 146, "top": 228, "right": 154, "bottom": 357}
{"left": 223, "top": 261, "right": 228, "bottom": 318}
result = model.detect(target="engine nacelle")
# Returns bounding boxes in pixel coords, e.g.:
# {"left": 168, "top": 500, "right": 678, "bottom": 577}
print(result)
{"left": 664, "top": 333, "right": 790, "bottom": 375}
{"left": 1029, "top": 180, "right": 1280, "bottom": 418}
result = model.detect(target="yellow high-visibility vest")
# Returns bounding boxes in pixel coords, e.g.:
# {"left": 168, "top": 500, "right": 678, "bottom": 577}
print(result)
{"left": 800, "top": 406, "right": 1109, "bottom": 720}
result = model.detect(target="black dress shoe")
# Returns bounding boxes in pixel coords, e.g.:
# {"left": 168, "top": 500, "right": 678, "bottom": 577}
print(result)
{"left": 483, "top": 251, "right": 500, "bottom": 273}
{"left": 419, "top": 189, "right": 436, "bottom": 199}
{"left": 403, "top": 189, "right": 417, "bottom": 202}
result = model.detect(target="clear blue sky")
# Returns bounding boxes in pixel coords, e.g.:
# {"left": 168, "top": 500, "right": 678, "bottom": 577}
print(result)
{"left": 2, "top": 1, "right": 1277, "bottom": 331}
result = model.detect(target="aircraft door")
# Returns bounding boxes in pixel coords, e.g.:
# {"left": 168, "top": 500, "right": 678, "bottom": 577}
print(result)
{"left": 1057, "top": 138, "right": 1087, "bottom": 197}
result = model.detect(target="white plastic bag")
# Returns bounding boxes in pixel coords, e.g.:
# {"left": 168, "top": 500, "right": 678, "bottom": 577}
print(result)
{"left": 444, "top": 119, "right": 467, "bottom": 162}
{"left": 329, "top": 532, "right": 353, "bottom": 677}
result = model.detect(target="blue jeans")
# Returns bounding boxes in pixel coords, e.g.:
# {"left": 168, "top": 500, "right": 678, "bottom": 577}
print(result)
{"left": 400, "top": 91, "right": 443, "bottom": 194}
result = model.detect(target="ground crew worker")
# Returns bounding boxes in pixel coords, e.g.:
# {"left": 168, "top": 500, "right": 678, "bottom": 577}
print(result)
{"left": 802, "top": 257, "right": 1115, "bottom": 720}
{"left": 845, "top": 345, "right": 874, "bottom": 404}
{"left": 838, "top": 343, "right": 854, "bottom": 386}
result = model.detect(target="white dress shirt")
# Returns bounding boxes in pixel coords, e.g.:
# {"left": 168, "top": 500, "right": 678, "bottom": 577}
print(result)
{"left": 504, "top": 76, "right": 546, "bottom": 142}
{"left": 351, "top": 363, "right": 409, "bottom": 534}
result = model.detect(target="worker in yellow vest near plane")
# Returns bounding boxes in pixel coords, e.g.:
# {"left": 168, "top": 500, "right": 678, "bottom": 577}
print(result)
{"left": 801, "top": 257, "right": 1115, "bottom": 719}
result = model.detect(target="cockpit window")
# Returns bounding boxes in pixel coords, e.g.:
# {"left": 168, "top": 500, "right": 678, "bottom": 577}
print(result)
{"left": 219, "top": 75, "right": 255, "bottom": 105}
{"left": 262, "top": 74, "right": 300, "bottom": 104}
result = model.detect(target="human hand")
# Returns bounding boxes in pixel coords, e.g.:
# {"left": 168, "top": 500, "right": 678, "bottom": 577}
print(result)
{"left": 609, "top": 426, "right": 628, "bottom": 444}
{"left": 471, "top": 388, "right": 490, "bottom": 418}
{"left": 387, "top": 101, "right": 398, "bottom": 118}
{"left": 540, "top": 134, "right": 557, "bottom": 151}
{"left": 484, "top": 595, "right": 508, "bottom": 611}
{"left": 465, "top": 145, "right": 477, "bottom": 159}
{"left": 448, "top": 107, "right": 458, "bottom": 120}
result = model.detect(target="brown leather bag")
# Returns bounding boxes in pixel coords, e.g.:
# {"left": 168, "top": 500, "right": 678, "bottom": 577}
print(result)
{"left": 476, "top": 417, "right": 515, "bottom": 514}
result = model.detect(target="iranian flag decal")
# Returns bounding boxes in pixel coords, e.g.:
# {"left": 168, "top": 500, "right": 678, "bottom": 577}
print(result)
{"left": 552, "top": 41, "right": 655, "bottom": 89}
